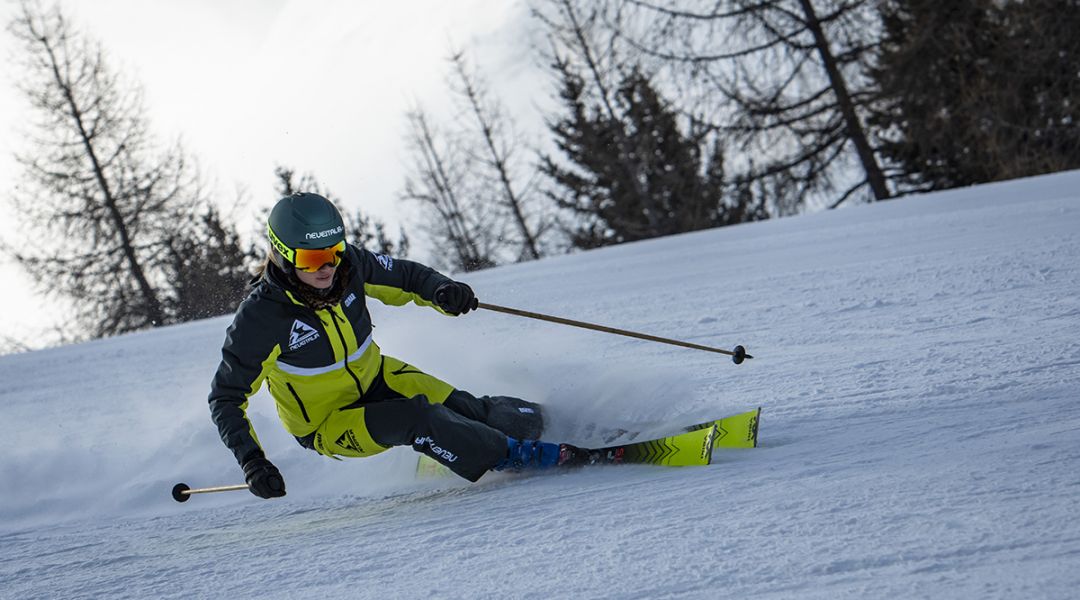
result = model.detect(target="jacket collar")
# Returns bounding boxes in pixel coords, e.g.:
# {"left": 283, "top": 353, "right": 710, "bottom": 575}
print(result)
{"left": 256, "top": 256, "right": 353, "bottom": 309}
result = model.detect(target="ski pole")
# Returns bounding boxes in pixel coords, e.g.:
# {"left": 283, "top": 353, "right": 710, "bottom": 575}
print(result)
{"left": 477, "top": 302, "right": 753, "bottom": 364}
{"left": 171, "top": 482, "right": 248, "bottom": 503}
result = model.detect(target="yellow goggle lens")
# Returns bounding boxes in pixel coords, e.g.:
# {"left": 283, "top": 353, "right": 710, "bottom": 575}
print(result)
{"left": 293, "top": 241, "right": 346, "bottom": 272}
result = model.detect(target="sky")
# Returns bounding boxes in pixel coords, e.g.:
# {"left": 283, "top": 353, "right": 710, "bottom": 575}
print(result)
{"left": 0, "top": 0, "right": 553, "bottom": 348}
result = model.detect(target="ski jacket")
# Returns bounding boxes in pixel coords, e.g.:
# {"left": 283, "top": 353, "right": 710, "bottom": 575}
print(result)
{"left": 208, "top": 244, "right": 452, "bottom": 466}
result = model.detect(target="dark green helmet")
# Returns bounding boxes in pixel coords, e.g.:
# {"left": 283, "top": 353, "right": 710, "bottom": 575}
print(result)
{"left": 267, "top": 192, "right": 346, "bottom": 271}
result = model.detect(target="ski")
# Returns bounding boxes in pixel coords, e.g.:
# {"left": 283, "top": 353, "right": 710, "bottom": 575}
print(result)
{"left": 560, "top": 423, "right": 715, "bottom": 468}
{"left": 585, "top": 407, "right": 761, "bottom": 446}
{"left": 685, "top": 407, "right": 761, "bottom": 449}
{"left": 417, "top": 421, "right": 721, "bottom": 479}
{"left": 416, "top": 453, "right": 455, "bottom": 478}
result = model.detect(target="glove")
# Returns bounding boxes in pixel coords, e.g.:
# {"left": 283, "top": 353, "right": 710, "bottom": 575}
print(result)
{"left": 243, "top": 456, "right": 286, "bottom": 499}
{"left": 434, "top": 281, "right": 478, "bottom": 316}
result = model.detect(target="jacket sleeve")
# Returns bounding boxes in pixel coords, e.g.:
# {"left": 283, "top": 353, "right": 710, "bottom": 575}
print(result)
{"left": 354, "top": 245, "right": 453, "bottom": 312}
{"left": 208, "top": 295, "right": 281, "bottom": 467}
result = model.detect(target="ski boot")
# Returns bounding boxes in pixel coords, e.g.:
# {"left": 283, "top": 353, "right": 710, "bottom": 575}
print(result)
{"left": 493, "top": 437, "right": 628, "bottom": 471}
{"left": 493, "top": 437, "right": 563, "bottom": 471}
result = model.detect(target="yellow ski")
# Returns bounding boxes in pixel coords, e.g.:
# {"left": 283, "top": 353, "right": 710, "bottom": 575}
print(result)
{"left": 416, "top": 423, "right": 719, "bottom": 479}
{"left": 686, "top": 407, "right": 761, "bottom": 449}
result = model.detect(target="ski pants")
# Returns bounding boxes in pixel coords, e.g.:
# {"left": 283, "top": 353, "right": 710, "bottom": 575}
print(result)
{"left": 295, "top": 355, "right": 543, "bottom": 482}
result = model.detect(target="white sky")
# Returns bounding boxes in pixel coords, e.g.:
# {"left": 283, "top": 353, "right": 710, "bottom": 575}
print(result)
{"left": 0, "top": 0, "right": 552, "bottom": 348}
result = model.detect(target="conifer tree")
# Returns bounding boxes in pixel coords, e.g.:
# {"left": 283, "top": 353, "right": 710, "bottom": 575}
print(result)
{"left": 541, "top": 62, "right": 767, "bottom": 248}
{"left": 869, "top": 0, "right": 1080, "bottom": 191}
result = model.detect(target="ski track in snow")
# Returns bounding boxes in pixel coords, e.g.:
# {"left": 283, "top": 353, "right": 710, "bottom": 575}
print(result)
{"left": 2, "top": 171, "right": 1080, "bottom": 599}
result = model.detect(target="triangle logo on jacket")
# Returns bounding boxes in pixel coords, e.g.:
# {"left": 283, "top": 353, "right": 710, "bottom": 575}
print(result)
{"left": 289, "top": 319, "right": 320, "bottom": 350}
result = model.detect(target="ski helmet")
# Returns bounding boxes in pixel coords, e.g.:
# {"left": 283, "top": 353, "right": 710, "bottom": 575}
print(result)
{"left": 267, "top": 192, "right": 347, "bottom": 272}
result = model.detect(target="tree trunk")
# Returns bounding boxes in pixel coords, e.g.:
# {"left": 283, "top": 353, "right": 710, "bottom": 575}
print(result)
{"left": 42, "top": 37, "right": 166, "bottom": 325}
{"left": 450, "top": 52, "right": 542, "bottom": 260}
{"left": 798, "top": 0, "right": 891, "bottom": 202}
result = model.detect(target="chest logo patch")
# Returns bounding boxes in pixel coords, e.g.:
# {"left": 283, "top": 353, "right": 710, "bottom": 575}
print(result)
{"left": 289, "top": 319, "right": 320, "bottom": 350}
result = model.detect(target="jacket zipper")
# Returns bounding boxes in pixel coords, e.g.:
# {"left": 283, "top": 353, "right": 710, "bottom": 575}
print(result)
{"left": 329, "top": 309, "right": 365, "bottom": 398}
{"left": 286, "top": 383, "right": 311, "bottom": 423}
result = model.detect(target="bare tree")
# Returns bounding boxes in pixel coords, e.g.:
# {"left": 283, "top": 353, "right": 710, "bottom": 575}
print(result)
{"left": 400, "top": 107, "right": 500, "bottom": 272}
{"left": 6, "top": 2, "right": 249, "bottom": 338}
{"left": 400, "top": 45, "right": 557, "bottom": 270}
{"left": 540, "top": 0, "right": 891, "bottom": 212}
{"left": 0, "top": 335, "right": 33, "bottom": 356}
{"left": 447, "top": 50, "right": 548, "bottom": 262}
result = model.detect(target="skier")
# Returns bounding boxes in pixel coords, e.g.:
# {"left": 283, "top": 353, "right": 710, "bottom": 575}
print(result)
{"left": 208, "top": 192, "right": 562, "bottom": 499}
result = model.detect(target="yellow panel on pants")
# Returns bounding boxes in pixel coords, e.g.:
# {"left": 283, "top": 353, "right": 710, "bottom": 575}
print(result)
{"left": 311, "top": 355, "right": 455, "bottom": 458}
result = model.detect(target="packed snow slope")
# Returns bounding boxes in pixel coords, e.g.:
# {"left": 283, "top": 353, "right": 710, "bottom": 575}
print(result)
{"left": 2, "top": 171, "right": 1079, "bottom": 599}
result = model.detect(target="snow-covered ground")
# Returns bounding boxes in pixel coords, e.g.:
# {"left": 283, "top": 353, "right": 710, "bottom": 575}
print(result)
{"left": 2, "top": 171, "right": 1079, "bottom": 599}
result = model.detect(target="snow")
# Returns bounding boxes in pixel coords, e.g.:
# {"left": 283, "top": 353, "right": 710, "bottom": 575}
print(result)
{"left": 2, "top": 170, "right": 1079, "bottom": 599}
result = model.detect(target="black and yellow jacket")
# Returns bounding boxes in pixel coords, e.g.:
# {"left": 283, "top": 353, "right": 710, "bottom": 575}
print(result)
{"left": 208, "top": 244, "right": 452, "bottom": 466}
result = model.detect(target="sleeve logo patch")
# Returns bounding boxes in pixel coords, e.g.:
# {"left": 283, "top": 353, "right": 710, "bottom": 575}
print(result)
{"left": 375, "top": 254, "right": 394, "bottom": 271}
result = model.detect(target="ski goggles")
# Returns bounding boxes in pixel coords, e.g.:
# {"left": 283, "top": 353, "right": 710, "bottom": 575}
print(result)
{"left": 268, "top": 226, "right": 346, "bottom": 272}
{"left": 291, "top": 240, "right": 346, "bottom": 272}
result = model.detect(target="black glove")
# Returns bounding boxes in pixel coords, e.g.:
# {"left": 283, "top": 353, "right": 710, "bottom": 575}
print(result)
{"left": 243, "top": 457, "right": 286, "bottom": 499}
{"left": 434, "top": 281, "right": 478, "bottom": 315}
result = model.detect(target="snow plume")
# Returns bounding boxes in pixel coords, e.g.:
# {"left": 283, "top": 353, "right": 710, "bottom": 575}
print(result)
{"left": 373, "top": 296, "right": 713, "bottom": 443}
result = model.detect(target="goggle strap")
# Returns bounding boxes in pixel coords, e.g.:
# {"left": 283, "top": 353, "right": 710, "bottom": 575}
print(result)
{"left": 267, "top": 225, "right": 296, "bottom": 264}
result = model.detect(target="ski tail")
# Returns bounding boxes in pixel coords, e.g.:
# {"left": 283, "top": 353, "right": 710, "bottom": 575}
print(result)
{"left": 416, "top": 454, "right": 454, "bottom": 479}
{"left": 686, "top": 407, "right": 760, "bottom": 449}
